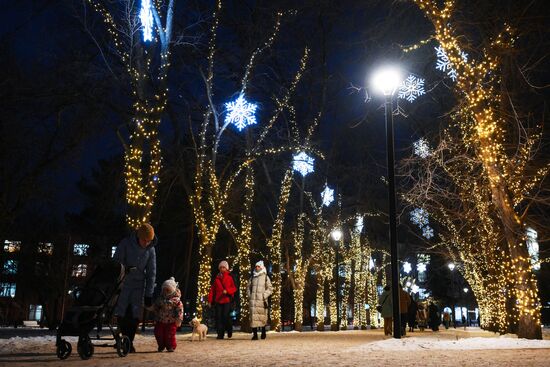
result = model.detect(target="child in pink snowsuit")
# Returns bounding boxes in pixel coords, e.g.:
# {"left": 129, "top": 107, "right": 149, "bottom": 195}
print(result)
{"left": 153, "top": 277, "right": 183, "bottom": 352}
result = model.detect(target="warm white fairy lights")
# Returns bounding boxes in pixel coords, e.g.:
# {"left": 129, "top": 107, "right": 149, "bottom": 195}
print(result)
{"left": 292, "top": 152, "right": 315, "bottom": 177}
{"left": 398, "top": 75, "right": 426, "bottom": 102}
{"left": 224, "top": 94, "right": 258, "bottom": 131}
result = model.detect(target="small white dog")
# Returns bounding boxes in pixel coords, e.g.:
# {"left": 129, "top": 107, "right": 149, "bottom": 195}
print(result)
{"left": 190, "top": 317, "right": 208, "bottom": 341}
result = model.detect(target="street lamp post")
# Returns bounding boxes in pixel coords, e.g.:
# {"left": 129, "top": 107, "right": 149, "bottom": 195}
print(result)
{"left": 331, "top": 228, "right": 343, "bottom": 331}
{"left": 371, "top": 66, "right": 402, "bottom": 339}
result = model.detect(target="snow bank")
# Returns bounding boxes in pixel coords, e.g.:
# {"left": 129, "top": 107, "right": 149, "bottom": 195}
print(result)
{"left": 351, "top": 335, "right": 550, "bottom": 352}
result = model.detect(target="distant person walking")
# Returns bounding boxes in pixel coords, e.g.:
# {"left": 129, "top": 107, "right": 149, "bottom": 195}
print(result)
{"left": 113, "top": 223, "right": 157, "bottom": 353}
{"left": 443, "top": 311, "right": 451, "bottom": 329}
{"left": 378, "top": 285, "right": 393, "bottom": 336}
{"left": 208, "top": 260, "right": 237, "bottom": 339}
{"left": 428, "top": 302, "right": 440, "bottom": 331}
{"left": 399, "top": 284, "right": 411, "bottom": 336}
{"left": 247, "top": 260, "right": 273, "bottom": 340}
{"left": 407, "top": 298, "right": 418, "bottom": 332}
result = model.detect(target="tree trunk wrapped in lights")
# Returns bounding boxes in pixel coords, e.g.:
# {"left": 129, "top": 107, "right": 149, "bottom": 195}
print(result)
{"left": 86, "top": 0, "right": 175, "bottom": 229}
{"left": 410, "top": 0, "right": 545, "bottom": 339}
{"left": 290, "top": 213, "right": 308, "bottom": 331}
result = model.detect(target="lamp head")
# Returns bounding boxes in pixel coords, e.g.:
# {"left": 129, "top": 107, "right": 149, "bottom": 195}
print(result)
{"left": 448, "top": 263, "right": 456, "bottom": 271}
{"left": 371, "top": 66, "right": 402, "bottom": 96}
{"left": 331, "top": 229, "right": 343, "bottom": 241}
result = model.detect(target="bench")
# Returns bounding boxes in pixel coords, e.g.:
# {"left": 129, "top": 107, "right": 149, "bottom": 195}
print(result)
{"left": 23, "top": 320, "right": 40, "bottom": 328}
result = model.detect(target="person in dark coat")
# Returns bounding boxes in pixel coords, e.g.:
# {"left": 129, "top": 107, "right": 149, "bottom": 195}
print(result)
{"left": 208, "top": 260, "right": 237, "bottom": 339}
{"left": 398, "top": 284, "right": 411, "bottom": 336}
{"left": 428, "top": 302, "right": 440, "bottom": 331}
{"left": 113, "top": 223, "right": 157, "bottom": 352}
{"left": 407, "top": 298, "right": 418, "bottom": 332}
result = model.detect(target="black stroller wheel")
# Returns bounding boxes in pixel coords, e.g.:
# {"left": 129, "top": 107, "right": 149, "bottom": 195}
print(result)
{"left": 116, "top": 335, "right": 131, "bottom": 357}
{"left": 77, "top": 336, "right": 94, "bottom": 360}
{"left": 56, "top": 340, "right": 72, "bottom": 360}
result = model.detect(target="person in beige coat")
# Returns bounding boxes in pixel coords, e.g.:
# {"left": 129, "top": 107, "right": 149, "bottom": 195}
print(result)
{"left": 247, "top": 260, "right": 273, "bottom": 340}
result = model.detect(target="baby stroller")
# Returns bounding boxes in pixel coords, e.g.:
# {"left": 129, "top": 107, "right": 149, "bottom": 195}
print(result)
{"left": 56, "top": 260, "right": 132, "bottom": 360}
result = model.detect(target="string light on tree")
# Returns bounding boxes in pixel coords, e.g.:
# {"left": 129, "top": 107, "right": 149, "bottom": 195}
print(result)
{"left": 321, "top": 184, "right": 334, "bottom": 207}
{"left": 224, "top": 94, "right": 258, "bottom": 131}
{"left": 139, "top": 0, "right": 154, "bottom": 42}
{"left": 413, "top": 138, "right": 431, "bottom": 158}
{"left": 398, "top": 75, "right": 426, "bottom": 102}
{"left": 292, "top": 152, "right": 314, "bottom": 177}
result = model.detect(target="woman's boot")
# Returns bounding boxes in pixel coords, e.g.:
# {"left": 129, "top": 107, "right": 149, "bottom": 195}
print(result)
{"left": 251, "top": 328, "right": 258, "bottom": 340}
{"left": 261, "top": 326, "right": 266, "bottom": 339}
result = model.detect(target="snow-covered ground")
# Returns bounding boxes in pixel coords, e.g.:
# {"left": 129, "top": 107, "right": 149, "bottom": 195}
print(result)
{"left": 1, "top": 327, "right": 549, "bottom": 366}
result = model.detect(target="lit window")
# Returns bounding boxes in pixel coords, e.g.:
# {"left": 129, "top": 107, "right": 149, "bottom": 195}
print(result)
{"left": 38, "top": 242, "right": 53, "bottom": 255}
{"left": 2, "top": 260, "right": 18, "bottom": 275}
{"left": 73, "top": 244, "right": 89, "bottom": 256}
{"left": 0, "top": 282, "right": 16, "bottom": 298}
{"left": 3, "top": 240, "right": 21, "bottom": 253}
{"left": 111, "top": 246, "right": 117, "bottom": 258}
{"left": 72, "top": 264, "right": 88, "bottom": 277}
{"left": 28, "top": 305, "right": 43, "bottom": 321}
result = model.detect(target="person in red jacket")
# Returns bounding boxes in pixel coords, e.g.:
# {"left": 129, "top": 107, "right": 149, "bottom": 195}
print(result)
{"left": 208, "top": 260, "right": 237, "bottom": 339}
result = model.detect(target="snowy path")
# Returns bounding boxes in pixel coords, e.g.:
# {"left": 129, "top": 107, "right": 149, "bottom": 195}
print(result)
{"left": 1, "top": 327, "right": 550, "bottom": 366}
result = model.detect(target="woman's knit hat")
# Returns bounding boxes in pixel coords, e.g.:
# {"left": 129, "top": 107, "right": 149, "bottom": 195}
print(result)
{"left": 162, "top": 277, "right": 178, "bottom": 291}
{"left": 255, "top": 260, "right": 265, "bottom": 269}
{"left": 218, "top": 260, "right": 229, "bottom": 270}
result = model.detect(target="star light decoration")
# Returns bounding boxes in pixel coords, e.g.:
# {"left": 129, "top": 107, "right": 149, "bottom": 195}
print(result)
{"left": 435, "top": 46, "right": 468, "bottom": 81}
{"left": 292, "top": 152, "right": 314, "bottom": 177}
{"left": 139, "top": 0, "right": 154, "bottom": 42}
{"left": 398, "top": 75, "right": 426, "bottom": 103}
{"left": 321, "top": 184, "right": 334, "bottom": 207}
{"left": 410, "top": 208, "right": 429, "bottom": 227}
{"left": 417, "top": 262, "right": 427, "bottom": 273}
{"left": 413, "top": 138, "right": 431, "bottom": 158}
{"left": 411, "top": 284, "right": 420, "bottom": 294}
{"left": 224, "top": 94, "right": 258, "bottom": 131}
{"left": 403, "top": 261, "right": 412, "bottom": 274}
{"left": 422, "top": 226, "right": 434, "bottom": 239}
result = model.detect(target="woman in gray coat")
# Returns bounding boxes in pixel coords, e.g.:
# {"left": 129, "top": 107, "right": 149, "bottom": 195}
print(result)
{"left": 378, "top": 285, "right": 393, "bottom": 336}
{"left": 247, "top": 260, "right": 273, "bottom": 340}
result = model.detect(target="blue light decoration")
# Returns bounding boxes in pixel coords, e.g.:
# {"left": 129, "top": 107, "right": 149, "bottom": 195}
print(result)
{"left": 139, "top": 0, "right": 154, "bottom": 42}
{"left": 413, "top": 138, "right": 431, "bottom": 158}
{"left": 398, "top": 75, "right": 425, "bottom": 103}
{"left": 410, "top": 208, "right": 429, "bottom": 227}
{"left": 292, "top": 152, "right": 314, "bottom": 177}
{"left": 435, "top": 46, "right": 468, "bottom": 81}
{"left": 224, "top": 94, "right": 258, "bottom": 131}
{"left": 321, "top": 184, "right": 334, "bottom": 207}
{"left": 422, "top": 226, "right": 434, "bottom": 239}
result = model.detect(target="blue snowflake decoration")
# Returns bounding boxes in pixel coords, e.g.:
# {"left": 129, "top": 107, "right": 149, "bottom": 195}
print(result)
{"left": 398, "top": 75, "right": 425, "bottom": 103}
{"left": 410, "top": 208, "right": 429, "bottom": 227}
{"left": 422, "top": 226, "right": 434, "bottom": 239}
{"left": 224, "top": 94, "right": 258, "bottom": 131}
{"left": 435, "top": 46, "right": 468, "bottom": 82}
{"left": 413, "top": 138, "right": 431, "bottom": 158}
{"left": 321, "top": 184, "right": 334, "bottom": 207}
{"left": 292, "top": 152, "right": 314, "bottom": 177}
{"left": 139, "top": 0, "right": 154, "bottom": 42}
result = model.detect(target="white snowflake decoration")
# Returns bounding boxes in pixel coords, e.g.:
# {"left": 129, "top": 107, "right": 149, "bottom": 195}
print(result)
{"left": 224, "top": 94, "right": 258, "bottom": 131}
{"left": 410, "top": 208, "right": 429, "bottom": 227}
{"left": 417, "top": 262, "right": 427, "bottom": 273}
{"left": 411, "top": 284, "right": 420, "bottom": 294}
{"left": 398, "top": 75, "right": 425, "bottom": 103}
{"left": 292, "top": 152, "right": 314, "bottom": 177}
{"left": 413, "top": 138, "right": 431, "bottom": 158}
{"left": 321, "top": 184, "right": 334, "bottom": 207}
{"left": 422, "top": 226, "right": 434, "bottom": 239}
{"left": 355, "top": 215, "right": 364, "bottom": 234}
{"left": 403, "top": 261, "right": 412, "bottom": 274}
{"left": 139, "top": 0, "right": 154, "bottom": 42}
{"left": 435, "top": 46, "right": 468, "bottom": 82}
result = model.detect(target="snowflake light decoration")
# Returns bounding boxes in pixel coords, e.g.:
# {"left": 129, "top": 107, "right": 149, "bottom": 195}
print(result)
{"left": 410, "top": 208, "right": 429, "bottom": 227}
{"left": 422, "top": 226, "right": 434, "bottom": 239}
{"left": 292, "top": 152, "right": 314, "bottom": 177}
{"left": 321, "top": 184, "right": 334, "bottom": 207}
{"left": 398, "top": 75, "right": 425, "bottom": 103}
{"left": 355, "top": 215, "right": 364, "bottom": 234}
{"left": 403, "top": 261, "right": 412, "bottom": 274}
{"left": 417, "top": 262, "right": 427, "bottom": 273}
{"left": 435, "top": 46, "right": 468, "bottom": 82}
{"left": 411, "top": 284, "right": 420, "bottom": 294}
{"left": 139, "top": 0, "right": 154, "bottom": 42}
{"left": 413, "top": 138, "right": 431, "bottom": 159}
{"left": 224, "top": 94, "right": 258, "bottom": 131}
